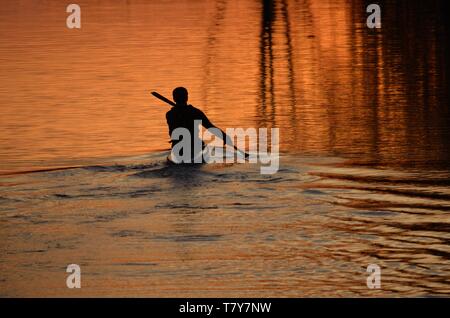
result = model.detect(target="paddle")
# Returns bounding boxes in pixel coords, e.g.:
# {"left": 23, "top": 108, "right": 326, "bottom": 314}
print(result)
{"left": 151, "top": 91, "right": 176, "bottom": 107}
{"left": 150, "top": 91, "right": 249, "bottom": 159}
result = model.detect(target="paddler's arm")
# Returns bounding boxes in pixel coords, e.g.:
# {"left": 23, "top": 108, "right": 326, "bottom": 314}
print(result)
{"left": 200, "top": 111, "right": 249, "bottom": 158}
{"left": 199, "top": 111, "right": 233, "bottom": 147}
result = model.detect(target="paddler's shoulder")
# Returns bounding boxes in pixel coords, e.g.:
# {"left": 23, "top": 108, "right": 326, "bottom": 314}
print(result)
{"left": 167, "top": 104, "right": 202, "bottom": 116}
{"left": 166, "top": 104, "right": 185, "bottom": 114}
{"left": 187, "top": 104, "right": 205, "bottom": 115}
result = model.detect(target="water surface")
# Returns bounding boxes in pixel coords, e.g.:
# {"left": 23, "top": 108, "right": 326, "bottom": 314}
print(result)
{"left": 0, "top": 0, "right": 449, "bottom": 297}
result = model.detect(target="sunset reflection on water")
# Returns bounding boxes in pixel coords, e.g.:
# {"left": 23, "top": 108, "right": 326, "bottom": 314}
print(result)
{"left": 0, "top": 0, "right": 449, "bottom": 297}
{"left": 0, "top": 0, "right": 448, "bottom": 173}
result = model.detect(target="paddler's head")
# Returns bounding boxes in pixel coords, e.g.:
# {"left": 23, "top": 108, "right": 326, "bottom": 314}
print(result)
{"left": 173, "top": 87, "right": 188, "bottom": 106}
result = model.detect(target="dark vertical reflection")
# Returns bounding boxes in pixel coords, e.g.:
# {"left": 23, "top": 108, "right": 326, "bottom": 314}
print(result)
{"left": 280, "top": 0, "right": 298, "bottom": 131}
{"left": 202, "top": 0, "right": 227, "bottom": 108}
{"left": 256, "top": 0, "right": 450, "bottom": 169}
{"left": 259, "top": 0, "right": 276, "bottom": 126}
{"left": 349, "top": 0, "right": 381, "bottom": 164}
{"left": 355, "top": 0, "right": 450, "bottom": 168}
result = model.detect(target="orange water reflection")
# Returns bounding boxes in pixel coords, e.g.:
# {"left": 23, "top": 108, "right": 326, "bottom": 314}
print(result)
{"left": 0, "top": 0, "right": 448, "bottom": 172}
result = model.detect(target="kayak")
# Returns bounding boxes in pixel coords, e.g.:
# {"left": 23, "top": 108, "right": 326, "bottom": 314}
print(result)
{"left": 166, "top": 150, "right": 207, "bottom": 165}
{"left": 166, "top": 146, "right": 236, "bottom": 165}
